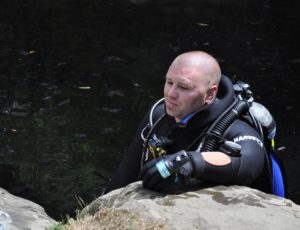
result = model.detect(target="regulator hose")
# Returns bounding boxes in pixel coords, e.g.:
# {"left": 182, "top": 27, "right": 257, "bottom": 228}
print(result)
{"left": 201, "top": 99, "right": 249, "bottom": 152}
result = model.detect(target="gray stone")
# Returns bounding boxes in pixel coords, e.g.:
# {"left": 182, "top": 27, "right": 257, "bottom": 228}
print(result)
{"left": 0, "top": 187, "right": 57, "bottom": 230}
{"left": 84, "top": 181, "right": 300, "bottom": 230}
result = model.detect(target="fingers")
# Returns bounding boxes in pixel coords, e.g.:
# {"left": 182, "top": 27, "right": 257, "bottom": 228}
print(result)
{"left": 152, "top": 180, "right": 165, "bottom": 192}
{"left": 138, "top": 159, "right": 157, "bottom": 180}
{"left": 143, "top": 168, "right": 162, "bottom": 189}
{"left": 139, "top": 159, "right": 164, "bottom": 190}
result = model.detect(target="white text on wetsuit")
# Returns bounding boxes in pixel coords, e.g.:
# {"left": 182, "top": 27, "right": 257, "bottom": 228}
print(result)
{"left": 233, "top": 135, "right": 263, "bottom": 148}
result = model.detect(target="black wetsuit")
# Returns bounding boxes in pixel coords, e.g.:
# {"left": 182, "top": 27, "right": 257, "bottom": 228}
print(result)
{"left": 105, "top": 76, "right": 266, "bottom": 193}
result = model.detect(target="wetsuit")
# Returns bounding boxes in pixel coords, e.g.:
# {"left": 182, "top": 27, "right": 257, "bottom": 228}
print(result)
{"left": 105, "top": 76, "right": 266, "bottom": 193}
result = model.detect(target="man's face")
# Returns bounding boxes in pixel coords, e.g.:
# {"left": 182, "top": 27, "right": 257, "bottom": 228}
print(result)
{"left": 164, "top": 65, "right": 211, "bottom": 122}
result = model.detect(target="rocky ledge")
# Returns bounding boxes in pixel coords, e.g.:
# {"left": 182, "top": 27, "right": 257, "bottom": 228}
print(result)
{"left": 2, "top": 182, "right": 300, "bottom": 230}
{"left": 81, "top": 181, "right": 300, "bottom": 230}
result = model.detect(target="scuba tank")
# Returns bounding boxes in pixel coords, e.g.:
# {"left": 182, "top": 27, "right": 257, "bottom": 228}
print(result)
{"left": 249, "top": 102, "right": 286, "bottom": 197}
{"left": 199, "top": 81, "right": 287, "bottom": 197}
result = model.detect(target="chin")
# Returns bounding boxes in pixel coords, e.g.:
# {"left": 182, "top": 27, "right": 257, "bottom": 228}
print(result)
{"left": 166, "top": 109, "right": 176, "bottom": 117}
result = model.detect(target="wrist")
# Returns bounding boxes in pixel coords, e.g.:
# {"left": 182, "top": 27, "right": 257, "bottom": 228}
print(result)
{"left": 155, "top": 150, "right": 190, "bottom": 178}
{"left": 187, "top": 151, "right": 205, "bottom": 178}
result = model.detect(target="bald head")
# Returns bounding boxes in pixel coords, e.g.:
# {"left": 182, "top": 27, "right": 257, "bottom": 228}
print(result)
{"left": 169, "top": 51, "right": 221, "bottom": 86}
{"left": 164, "top": 51, "right": 222, "bottom": 120}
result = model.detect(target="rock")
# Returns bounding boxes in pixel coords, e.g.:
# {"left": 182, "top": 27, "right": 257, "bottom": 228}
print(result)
{"left": 83, "top": 181, "right": 300, "bottom": 230}
{"left": 0, "top": 187, "right": 57, "bottom": 230}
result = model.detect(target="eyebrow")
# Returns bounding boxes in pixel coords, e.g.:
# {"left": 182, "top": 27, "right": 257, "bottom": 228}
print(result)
{"left": 179, "top": 81, "right": 192, "bottom": 86}
{"left": 167, "top": 75, "right": 193, "bottom": 83}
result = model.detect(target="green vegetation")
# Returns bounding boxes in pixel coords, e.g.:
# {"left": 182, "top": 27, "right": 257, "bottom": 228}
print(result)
{"left": 46, "top": 223, "right": 66, "bottom": 230}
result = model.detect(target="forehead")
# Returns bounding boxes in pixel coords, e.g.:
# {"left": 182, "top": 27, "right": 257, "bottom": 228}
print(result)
{"left": 166, "top": 65, "right": 205, "bottom": 83}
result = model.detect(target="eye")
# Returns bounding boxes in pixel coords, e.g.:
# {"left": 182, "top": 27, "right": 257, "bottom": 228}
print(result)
{"left": 179, "top": 85, "right": 190, "bottom": 90}
{"left": 166, "top": 80, "right": 173, "bottom": 85}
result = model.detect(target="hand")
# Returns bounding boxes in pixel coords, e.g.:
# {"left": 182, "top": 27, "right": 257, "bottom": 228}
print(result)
{"left": 139, "top": 150, "right": 194, "bottom": 191}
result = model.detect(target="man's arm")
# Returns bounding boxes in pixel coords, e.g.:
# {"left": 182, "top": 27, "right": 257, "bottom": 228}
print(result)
{"left": 140, "top": 120, "right": 265, "bottom": 190}
{"left": 190, "top": 120, "right": 265, "bottom": 185}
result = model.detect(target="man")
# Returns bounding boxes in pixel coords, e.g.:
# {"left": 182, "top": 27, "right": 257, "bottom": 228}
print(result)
{"left": 105, "top": 51, "right": 266, "bottom": 193}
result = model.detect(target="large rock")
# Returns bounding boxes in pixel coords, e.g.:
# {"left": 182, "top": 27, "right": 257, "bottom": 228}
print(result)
{"left": 84, "top": 182, "right": 300, "bottom": 229}
{"left": 0, "top": 187, "right": 57, "bottom": 230}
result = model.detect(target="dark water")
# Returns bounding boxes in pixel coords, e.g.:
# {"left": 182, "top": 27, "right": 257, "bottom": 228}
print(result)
{"left": 0, "top": 0, "right": 299, "bottom": 220}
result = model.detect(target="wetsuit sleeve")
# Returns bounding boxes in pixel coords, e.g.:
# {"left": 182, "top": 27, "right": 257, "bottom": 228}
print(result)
{"left": 188, "top": 120, "right": 265, "bottom": 185}
{"left": 104, "top": 112, "right": 149, "bottom": 193}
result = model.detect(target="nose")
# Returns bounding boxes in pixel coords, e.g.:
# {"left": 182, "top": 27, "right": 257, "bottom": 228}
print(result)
{"left": 166, "top": 85, "right": 178, "bottom": 99}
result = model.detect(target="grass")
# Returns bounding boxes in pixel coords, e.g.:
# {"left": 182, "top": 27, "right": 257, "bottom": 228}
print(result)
{"left": 47, "top": 208, "right": 165, "bottom": 230}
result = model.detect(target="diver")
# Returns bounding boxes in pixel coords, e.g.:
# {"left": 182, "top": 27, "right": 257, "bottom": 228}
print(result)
{"left": 105, "top": 51, "right": 286, "bottom": 196}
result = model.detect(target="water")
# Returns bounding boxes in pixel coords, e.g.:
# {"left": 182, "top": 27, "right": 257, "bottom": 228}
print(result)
{"left": 0, "top": 0, "right": 299, "bottom": 220}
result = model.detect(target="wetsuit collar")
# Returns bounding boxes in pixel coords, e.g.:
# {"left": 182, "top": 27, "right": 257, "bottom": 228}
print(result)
{"left": 178, "top": 101, "right": 213, "bottom": 125}
{"left": 172, "top": 75, "right": 235, "bottom": 129}
{"left": 179, "top": 112, "right": 195, "bottom": 125}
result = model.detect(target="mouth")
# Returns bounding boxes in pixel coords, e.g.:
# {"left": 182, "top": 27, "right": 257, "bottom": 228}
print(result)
{"left": 165, "top": 99, "right": 178, "bottom": 109}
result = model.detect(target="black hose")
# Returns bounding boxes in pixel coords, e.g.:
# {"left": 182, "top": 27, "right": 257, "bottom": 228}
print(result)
{"left": 201, "top": 99, "right": 249, "bottom": 152}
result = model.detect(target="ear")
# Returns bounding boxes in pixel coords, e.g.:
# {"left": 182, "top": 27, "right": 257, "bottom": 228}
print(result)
{"left": 205, "top": 85, "right": 218, "bottom": 104}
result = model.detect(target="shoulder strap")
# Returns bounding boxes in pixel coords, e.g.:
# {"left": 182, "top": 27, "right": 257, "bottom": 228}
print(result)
{"left": 140, "top": 98, "right": 166, "bottom": 168}
{"left": 140, "top": 98, "right": 165, "bottom": 141}
{"left": 149, "top": 98, "right": 165, "bottom": 127}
